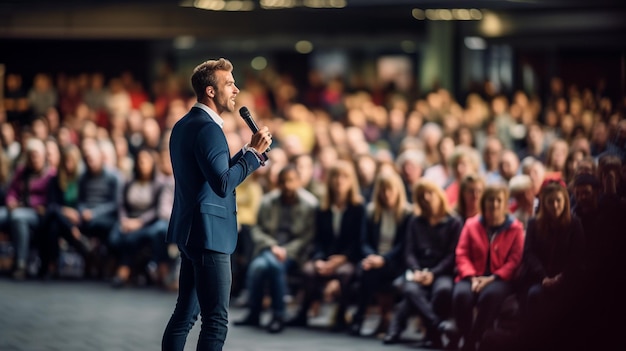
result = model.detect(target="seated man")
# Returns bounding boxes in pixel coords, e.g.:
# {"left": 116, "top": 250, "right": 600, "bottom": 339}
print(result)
{"left": 77, "top": 139, "right": 121, "bottom": 278}
{"left": 234, "top": 164, "right": 318, "bottom": 333}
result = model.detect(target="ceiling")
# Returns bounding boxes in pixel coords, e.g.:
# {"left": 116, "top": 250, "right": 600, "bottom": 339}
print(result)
{"left": 1, "top": 0, "right": 625, "bottom": 39}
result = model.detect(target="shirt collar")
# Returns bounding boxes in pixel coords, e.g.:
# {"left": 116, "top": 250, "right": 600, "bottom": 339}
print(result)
{"left": 193, "top": 102, "right": 224, "bottom": 129}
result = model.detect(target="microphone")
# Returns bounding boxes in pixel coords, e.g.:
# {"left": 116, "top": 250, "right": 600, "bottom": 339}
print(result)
{"left": 239, "top": 106, "right": 270, "bottom": 159}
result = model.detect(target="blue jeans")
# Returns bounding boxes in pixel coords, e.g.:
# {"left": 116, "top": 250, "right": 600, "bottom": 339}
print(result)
{"left": 109, "top": 220, "right": 169, "bottom": 265}
{"left": 4, "top": 207, "right": 41, "bottom": 268}
{"left": 246, "top": 249, "right": 294, "bottom": 319}
{"left": 162, "top": 248, "right": 231, "bottom": 351}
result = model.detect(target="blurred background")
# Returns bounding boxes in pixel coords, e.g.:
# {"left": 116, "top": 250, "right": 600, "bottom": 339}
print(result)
{"left": 2, "top": 0, "right": 625, "bottom": 104}
{"left": 1, "top": 1, "right": 626, "bottom": 350}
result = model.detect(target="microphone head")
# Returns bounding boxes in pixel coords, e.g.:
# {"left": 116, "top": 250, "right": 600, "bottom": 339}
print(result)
{"left": 239, "top": 106, "right": 251, "bottom": 118}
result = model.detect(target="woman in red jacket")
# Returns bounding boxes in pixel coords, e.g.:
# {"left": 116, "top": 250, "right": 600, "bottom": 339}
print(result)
{"left": 447, "top": 184, "right": 524, "bottom": 351}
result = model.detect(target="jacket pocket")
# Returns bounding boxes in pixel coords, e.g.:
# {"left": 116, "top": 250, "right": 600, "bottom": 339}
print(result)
{"left": 200, "top": 203, "right": 227, "bottom": 218}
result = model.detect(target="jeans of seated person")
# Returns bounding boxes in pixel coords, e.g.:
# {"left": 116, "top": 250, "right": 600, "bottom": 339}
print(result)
{"left": 80, "top": 214, "right": 117, "bottom": 246}
{"left": 6, "top": 207, "right": 42, "bottom": 270}
{"left": 108, "top": 219, "right": 170, "bottom": 267}
{"left": 245, "top": 249, "right": 296, "bottom": 319}
{"left": 452, "top": 279, "right": 513, "bottom": 346}
{"left": 162, "top": 248, "right": 231, "bottom": 351}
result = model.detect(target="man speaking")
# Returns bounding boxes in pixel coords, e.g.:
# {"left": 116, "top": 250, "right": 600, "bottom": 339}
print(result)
{"left": 162, "top": 58, "right": 272, "bottom": 351}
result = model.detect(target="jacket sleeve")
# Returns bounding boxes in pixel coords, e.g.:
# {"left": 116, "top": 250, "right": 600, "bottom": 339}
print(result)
{"left": 344, "top": 205, "right": 366, "bottom": 262}
{"left": 311, "top": 209, "right": 326, "bottom": 261}
{"left": 194, "top": 124, "right": 260, "bottom": 198}
{"left": 361, "top": 216, "right": 376, "bottom": 259}
{"left": 456, "top": 222, "right": 478, "bottom": 279}
{"left": 430, "top": 216, "right": 462, "bottom": 277}
{"left": 404, "top": 216, "right": 421, "bottom": 271}
{"left": 250, "top": 200, "right": 277, "bottom": 252}
{"left": 564, "top": 217, "right": 586, "bottom": 282}
{"left": 6, "top": 167, "right": 24, "bottom": 205}
{"left": 493, "top": 224, "right": 525, "bottom": 281}
{"left": 521, "top": 219, "right": 546, "bottom": 281}
{"left": 89, "top": 173, "right": 121, "bottom": 218}
{"left": 284, "top": 205, "right": 316, "bottom": 260}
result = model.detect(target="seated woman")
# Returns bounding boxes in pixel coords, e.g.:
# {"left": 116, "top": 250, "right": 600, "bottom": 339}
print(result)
{"left": 349, "top": 169, "right": 413, "bottom": 337}
{"left": 444, "top": 145, "right": 481, "bottom": 209}
{"left": 287, "top": 159, "right": 365, "bottom": 331}
{"left": 39, "top": 144, "right": 86, "bottom": 278}
{"left": 0, "top": 138, "right": 56, "bottom": 280}
{"left": 109, "top": 148, "right": 164, "bottom": 287}
{"left": 455, "top": 174, "right": 485, "bottom": 225}
{"left": 383, "top": 180, "right": 462, "bottom": 347}
{"left": 519, "top": 180, "right": 584, "bottom": 349}
{"left": 447, "top": 184, "right": 524, "bottom": 351}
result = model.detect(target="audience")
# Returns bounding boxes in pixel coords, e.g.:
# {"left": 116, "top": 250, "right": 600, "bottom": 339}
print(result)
{"left": 0, "top": 61, "right": 625, "bottom": 350}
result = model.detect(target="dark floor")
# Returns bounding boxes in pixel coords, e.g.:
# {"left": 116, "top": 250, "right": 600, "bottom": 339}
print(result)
{"left": 0, "top": 278, "right": 435, "bottom": 351}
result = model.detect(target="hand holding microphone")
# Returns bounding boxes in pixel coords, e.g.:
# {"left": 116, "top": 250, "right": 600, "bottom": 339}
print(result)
{"left": 239, "top": 106, "right": 272, "bottom": 163}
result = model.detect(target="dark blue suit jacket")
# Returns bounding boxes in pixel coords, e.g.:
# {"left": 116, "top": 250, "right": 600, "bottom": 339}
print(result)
{"left": 166, "top": 105, "right": 261, "bottom": 255}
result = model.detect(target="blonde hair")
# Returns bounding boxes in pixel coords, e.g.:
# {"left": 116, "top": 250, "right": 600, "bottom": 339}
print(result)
{"left": 456, "top": 173, "right": 485, "bottom": 218}
{"left": 479, "top": 184, "right": 510, "bottom": 216}
{"left": 191, "top": 58, "right": 234, "bottom": 101}
{"left": 413, "top": 179, "right": 452, "bottom": 217}
{"left": 58, "top": 144, "right": 83, "bottom": 191}
{"left": 321, "top": 159, "right": 363, "bottom": 210}
{"left": 371, "top": 169, "right": 408, "bottom": 223}
{"left": 448, "top": 145, "right": 480, "bottom": 179}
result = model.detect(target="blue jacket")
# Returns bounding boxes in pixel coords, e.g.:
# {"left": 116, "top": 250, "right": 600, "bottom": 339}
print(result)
{"left": 166, "top": 106, "right": 261, "bottom": 255}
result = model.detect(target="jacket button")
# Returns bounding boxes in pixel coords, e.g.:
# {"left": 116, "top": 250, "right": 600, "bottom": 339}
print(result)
{"left": 233, "top": 211, "right": 237, "bottom": 215}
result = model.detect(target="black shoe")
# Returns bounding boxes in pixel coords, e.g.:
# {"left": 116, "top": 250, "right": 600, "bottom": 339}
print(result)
{"left": 382, "top": 333, "right": 401, "bottom": 345}
{"left": 424, "top": 324, "right": 443, "bottom": 349}
{"left": 439, "top": 321, "right": 460, "bottom": 349}
{"left": 422, "top": 337, "right": 444, "bottom": 349}
{"left": 234, "top": 313, "right": 260, "bottom": 327}
{"left": 266, "top": 317, "right": 284, "bottom": 334}
{"left": 285, "top": 314, "right": 308, "bottom": 327}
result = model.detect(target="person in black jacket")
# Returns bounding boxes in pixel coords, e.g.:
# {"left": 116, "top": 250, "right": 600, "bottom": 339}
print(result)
{"left": 349, "top": 169, "right": 413, "bottom": 337}
{"left": 286, "top": 159, "right": 365, "bottom": 331}
{"left": 384, "top": 179, "right": 462, "bottom": 347}
{"left": 519, "top": 180, "right": 585, "bottom": 350}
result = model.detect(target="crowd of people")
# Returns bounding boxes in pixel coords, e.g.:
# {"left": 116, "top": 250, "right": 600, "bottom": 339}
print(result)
{"left": 1, "top": 66, "right": 625, "bottom": 350}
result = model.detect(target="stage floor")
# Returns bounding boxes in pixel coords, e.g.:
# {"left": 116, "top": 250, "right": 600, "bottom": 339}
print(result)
{"left": 0, "top": 278, "right": 430, "bottom": 351}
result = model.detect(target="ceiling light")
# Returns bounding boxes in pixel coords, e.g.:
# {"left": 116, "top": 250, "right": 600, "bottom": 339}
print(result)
{"left": 295, "top": 40, "right": 313, "bottom": 54}
{"left": 464, "top": 36, "right": 487, "bottom": 50}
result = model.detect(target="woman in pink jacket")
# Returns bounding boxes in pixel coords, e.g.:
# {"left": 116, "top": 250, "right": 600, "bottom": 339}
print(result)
{"left": 447, "top": 184, "right": 524, "bottom": 351}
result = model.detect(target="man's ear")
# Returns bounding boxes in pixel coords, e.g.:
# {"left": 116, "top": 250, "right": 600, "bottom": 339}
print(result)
{"left": 207, "top": 86, "right": 214, "bottom": 98}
